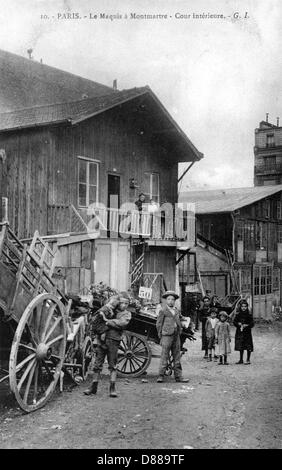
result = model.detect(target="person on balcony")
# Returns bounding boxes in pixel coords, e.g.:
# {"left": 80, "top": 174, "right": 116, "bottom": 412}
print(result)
{"left": 156, "top": 291, "right": 189, "bottom": 383}
{"left": 135, "top": 193, "right": 146, "bottom": 212}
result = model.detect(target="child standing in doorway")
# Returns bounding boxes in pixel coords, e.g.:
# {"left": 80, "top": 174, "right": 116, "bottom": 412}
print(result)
{"left": 215, "top": 311, "right": 231, "bottom": 365}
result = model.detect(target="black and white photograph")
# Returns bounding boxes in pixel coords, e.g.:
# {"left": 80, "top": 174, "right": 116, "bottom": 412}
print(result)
{"left": 0, "top": 0, "right": 282, "bottom": 453}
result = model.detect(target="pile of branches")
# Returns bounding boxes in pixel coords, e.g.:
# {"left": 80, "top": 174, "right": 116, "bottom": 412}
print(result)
{"left": 88, "top": 282, "right": 142, "bottom": 312}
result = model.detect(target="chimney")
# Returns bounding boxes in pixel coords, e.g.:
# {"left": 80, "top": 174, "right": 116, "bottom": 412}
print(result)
{"left": 27, "top": 48, "right": 33, "bottom": 60}
{"left": 113, "top": 79, "right": 117, "bottom": 91}
{"left": 266, "top": 112, "right": 269, "bottom": 123}
{"left": 277, "top": 117, "right": 280, "bottom": 127}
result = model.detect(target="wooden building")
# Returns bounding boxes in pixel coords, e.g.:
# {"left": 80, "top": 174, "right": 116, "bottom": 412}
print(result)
{"left": 0, "top": 50, "right": 202, "bottom": 297}
{"left": 180, "top": 186, "right": 282, "bottom": 319}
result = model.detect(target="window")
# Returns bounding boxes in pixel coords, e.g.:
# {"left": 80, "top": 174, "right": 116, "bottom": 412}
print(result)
{"left": 266, "top": 266, "right": 272, "bottom": 294}
{"left": 240, "top": 266, "right": 251, "bottom": 292}
{"left": 78, "top": 158, "right": 99, "bottom": 207}
{"left": 254, "top": 265, "right": 273, "bottom": 296}
{"left": 266, "top": 134, "right": 275, "bottom": 147}
{"left": 144, "top": 172, "right": 160, "bottom": 203}
{"left": 277, "top": 201, "right": 282, "bottom": 220}
{"left": 273, "top": 267, "right": 280, "bottom": 291}
{"left": 264, "top": 156, "right": 276, "bottom": 170}
{"left": 256, "top": 221, "right": 267, "bottom": 249}
{"left": 244, "top": 221, "right": 255, "bottom": 250}
{"left": 278, "top": 225, "right": 282, "bottom": 243}
{"left": 262, "top": 200, "right": 270, "bottom": 218}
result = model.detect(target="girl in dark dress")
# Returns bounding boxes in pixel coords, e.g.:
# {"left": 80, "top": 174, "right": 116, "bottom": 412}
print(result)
{"left": 233, "top": 299, "right": 254, "bottom": 364}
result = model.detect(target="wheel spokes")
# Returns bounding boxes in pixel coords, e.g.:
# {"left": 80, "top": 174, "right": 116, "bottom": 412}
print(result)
{"left": 40, "top": 304, "right": 57, "bottom": 341}
{"left": 44, "top": 316, "right": 62, "bottom": 343}
{"left": 16, "top": 353, "right": 36, "bottom": 372}
{"left": 18, "top": 357, "right": 36, "bottom": 392}
{"left": 46, "top": 334, "right": 64, "bottom": 348}
{"left": 19, "top": 343, "right": 36, "bottom": 353}
{"left": 23, "top": 361, "right": 37, "bottom": 404}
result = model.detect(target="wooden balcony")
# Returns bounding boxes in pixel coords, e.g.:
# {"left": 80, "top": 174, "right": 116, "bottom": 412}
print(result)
{"left": 47, "top": 204, "right": 195, "bottom": 246}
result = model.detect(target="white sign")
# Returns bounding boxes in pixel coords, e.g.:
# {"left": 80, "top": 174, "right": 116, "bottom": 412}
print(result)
{"left": 138, "top": 286, "right": 153, "bottom": 300}
{"left": 185, "top": 284, "right": 200, "bottom": 293}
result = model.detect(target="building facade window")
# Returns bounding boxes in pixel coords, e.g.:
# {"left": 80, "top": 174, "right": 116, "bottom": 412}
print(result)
{"left": 144, "top": 172, "right": 160, "bottom": 203}
{"left": 240, "top": 266, "right": 252, "bottom": 292}
{"left": 266, "top": 134, "right": 275, "bottom": 147}
{"left": 278, "top": 225, "right": 282, "bottom": 243}
{"left": 78, "top": 157, "right": 99, "bottom": 207}
{"left": 256, "top": 221, "right": 267, "bottom": 250}
{"left": 273, "top": 267, "right": 280, "bottom": 291}
{"left": 253, "top": 265, "right": 273, "bottom": 296}
{"left": 244, "top": 220, "right": 255, "bottom": 250}
{"left": 262, "top": 199, "right": 270, "bottom": 218}
{"left": 277, "top": 201, "right": 282, "bottom": 220}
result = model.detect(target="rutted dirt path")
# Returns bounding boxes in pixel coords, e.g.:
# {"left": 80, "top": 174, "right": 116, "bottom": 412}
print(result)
{"left": 1, "top": 321, "right": 282, "bottom": 449}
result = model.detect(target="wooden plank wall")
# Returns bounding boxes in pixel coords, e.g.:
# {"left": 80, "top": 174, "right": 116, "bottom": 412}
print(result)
{"left": 0, "top": 129, "right": 50, "bottom": 238}
{"left": 143, "top": 246, "right": 176, "bottom": 291}
{"left": 51, "top": 239, "right": 94, "bottom": 294}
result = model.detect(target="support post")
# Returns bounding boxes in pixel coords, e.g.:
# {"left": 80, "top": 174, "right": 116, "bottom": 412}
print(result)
{"left": 0, "top": 149, "right": 7, "bottom": 223}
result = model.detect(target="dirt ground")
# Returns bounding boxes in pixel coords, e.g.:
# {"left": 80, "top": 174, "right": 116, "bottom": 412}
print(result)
{"left": 1, "top": 320, "right": 282, "bottom": 449}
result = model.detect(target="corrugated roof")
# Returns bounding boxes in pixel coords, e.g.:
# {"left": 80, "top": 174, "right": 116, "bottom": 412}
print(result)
{"left": 0, "top": 87, "right": 149, "bottom": 131}
{"left": 179, "top": 185, "right": 282, "bottom": 213}
{"left": 0, "top": 49, "right": 114, "bottom": 112}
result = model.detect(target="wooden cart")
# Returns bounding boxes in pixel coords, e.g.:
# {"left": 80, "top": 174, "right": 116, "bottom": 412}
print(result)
{"left": 116, "top": 309, "right": 196, "bottom": 377}
{"left": 0, "top": 222, "right": 93, "bottom": 412}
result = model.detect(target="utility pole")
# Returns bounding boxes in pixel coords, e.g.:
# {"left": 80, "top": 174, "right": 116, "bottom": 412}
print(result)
{"left": 0, "top": 149, "right": 7, "bottom": 222}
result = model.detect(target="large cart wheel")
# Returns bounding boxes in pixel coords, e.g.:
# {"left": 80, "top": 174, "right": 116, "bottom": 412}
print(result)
{"left": 82, "top": 336, "right": 93, "bottom": 380}
{"left": 9, "top": 293, "right": 66, "bottom": 413}
{"left": 117, "top": 332, "right": 151, "bottom": 378}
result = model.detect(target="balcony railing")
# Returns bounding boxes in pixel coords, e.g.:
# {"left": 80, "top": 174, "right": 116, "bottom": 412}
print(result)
{"left": 254, "top": 163, "right": 282, "bottom": 174}
{"left": 47, "top": 204, "right": 196, "bottom": 245}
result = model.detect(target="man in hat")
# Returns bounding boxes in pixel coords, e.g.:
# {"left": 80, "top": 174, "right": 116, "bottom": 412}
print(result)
{"left": 84, "top": 292, "right": 131, "bottom": 397}
{"left": 156, "top": 291, "right": 189, "bottom": 383}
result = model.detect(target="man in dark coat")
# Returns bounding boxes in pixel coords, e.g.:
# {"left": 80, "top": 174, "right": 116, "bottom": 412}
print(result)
{"left": 156, "top": 291, "right": 189, "bottom": 383}
{"left": 199, "top": 296, "right": 211, "bottom": 358}
{"left": 233, "top": 299, "right": 254, "bottom": 364}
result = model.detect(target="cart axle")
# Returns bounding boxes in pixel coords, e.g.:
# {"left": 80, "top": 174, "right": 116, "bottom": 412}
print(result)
{"left": 36, "top": 343, "right": 52, "bottom": 360}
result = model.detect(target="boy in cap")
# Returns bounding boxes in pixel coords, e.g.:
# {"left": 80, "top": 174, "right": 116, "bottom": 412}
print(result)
{"left": 84, "top": 292, "right": 131, "bottom": 397}
{"left": 156, "top": 290, "right": 189, "bottom": 383}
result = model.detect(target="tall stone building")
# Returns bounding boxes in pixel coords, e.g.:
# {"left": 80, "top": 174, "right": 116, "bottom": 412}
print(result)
{"left": 254, "top": 114, "right": 282, "bottom": 186}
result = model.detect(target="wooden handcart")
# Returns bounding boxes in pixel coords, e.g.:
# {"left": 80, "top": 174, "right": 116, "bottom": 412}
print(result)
{"left": 0, "top": 222, "right": 93, "bottom": 412}
{"left": 116, "top": 309, "right": 196, "bottom": 377}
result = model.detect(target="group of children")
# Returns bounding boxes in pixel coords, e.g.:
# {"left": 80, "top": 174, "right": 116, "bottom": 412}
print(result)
{"left": 201, "top": 298, "right": 254, "bottom": 365}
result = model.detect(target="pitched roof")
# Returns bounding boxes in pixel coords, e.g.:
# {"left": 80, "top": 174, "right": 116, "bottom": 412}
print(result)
{"left": 0, "top": 86, "right": 203, "bottom": 161}
{"left": 0, "top": 87, "right": 149, "bottom": 131}
{"left": 179, "top": 185, "right": 282, "bottom": 213}
{"left": 0, "top": 49, "right": 114, "bottom": 112}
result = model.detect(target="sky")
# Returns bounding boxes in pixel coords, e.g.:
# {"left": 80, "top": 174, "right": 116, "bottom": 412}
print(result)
{"left": 0, "top": 0, "right": 282, "bottom": 190}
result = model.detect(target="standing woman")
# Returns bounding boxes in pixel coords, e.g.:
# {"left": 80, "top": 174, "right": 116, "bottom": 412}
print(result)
{"left": 233, "top": 299, "right": 254, "bottom": 364}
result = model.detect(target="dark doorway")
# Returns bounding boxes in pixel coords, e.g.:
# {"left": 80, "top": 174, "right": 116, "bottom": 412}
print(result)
{"left": 108, "top": 174, "right": 120, "bottom": 209}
